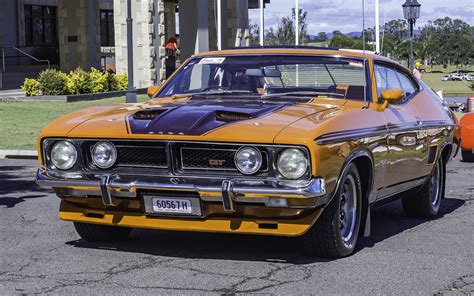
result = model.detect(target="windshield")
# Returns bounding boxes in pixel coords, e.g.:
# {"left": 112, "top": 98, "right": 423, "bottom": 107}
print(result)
{"left": 157, "top": 55, "right": 369, "bottom": 101}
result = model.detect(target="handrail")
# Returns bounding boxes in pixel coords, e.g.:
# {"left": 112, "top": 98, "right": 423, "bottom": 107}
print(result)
{"left": 1, "top": 46, "right": 50, "bottom": 73}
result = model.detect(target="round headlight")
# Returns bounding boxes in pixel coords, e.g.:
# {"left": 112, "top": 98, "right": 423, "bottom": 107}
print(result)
{"left": 92, "top": 141, "right": 117, "bottom": 169}
{"left": 277, "top": 148, "right": 308, "bottom": 179}
{"left": 50, "top": 141, "right": 77, "bottom": 170}
{"left": 234, "top": 146, "right": 262, "bottom": 175}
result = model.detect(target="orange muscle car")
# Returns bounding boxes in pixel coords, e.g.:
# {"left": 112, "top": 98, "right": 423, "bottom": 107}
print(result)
{"left": 36, "top": 47, "right": 459, "bottom": 258}
{"left": 460, "top": 111, "right": 474, "bottom": 162}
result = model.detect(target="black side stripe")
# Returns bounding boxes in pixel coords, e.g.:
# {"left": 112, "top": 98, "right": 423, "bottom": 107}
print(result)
{"left": 315, "top": 120, "right": 455, "bottom": 145}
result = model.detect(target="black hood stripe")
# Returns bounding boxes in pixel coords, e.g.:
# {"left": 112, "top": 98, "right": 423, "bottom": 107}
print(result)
{"left": 126, "top": 100, "right": 292, "bottom": 136}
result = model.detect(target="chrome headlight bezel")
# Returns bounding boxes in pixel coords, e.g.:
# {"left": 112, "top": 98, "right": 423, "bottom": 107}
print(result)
{"left": 50, "top": 140, "right": 78, "bottom": 170}
{"left": 277, "top": 148, "right": 309, "bottom": 180}
{"left": 91, "top": 141, "right": 117, "bottom": 169}
{"left": 234, "top": 146, "right": 263, "bottom": 175}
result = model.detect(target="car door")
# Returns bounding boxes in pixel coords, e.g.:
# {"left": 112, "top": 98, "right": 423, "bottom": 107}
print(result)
{"left": 374, "top": 63, "right": 427, "bottom": 199}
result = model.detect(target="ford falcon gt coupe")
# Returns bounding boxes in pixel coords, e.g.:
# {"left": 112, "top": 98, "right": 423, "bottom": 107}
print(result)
{"left": 36, "top": 47, "right": 459, "bottom": 258}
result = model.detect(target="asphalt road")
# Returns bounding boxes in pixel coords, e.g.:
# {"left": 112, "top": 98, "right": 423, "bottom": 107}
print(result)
{"left": 0, "top": 155, "right": 473, "bottom": 295}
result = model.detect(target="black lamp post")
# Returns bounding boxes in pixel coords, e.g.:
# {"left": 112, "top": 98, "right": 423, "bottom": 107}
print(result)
{"left": 402, "top": 0, "right": 421, "bottom": 71}
{"left": 125, "top": 0, "right": 137, "bottom": 103}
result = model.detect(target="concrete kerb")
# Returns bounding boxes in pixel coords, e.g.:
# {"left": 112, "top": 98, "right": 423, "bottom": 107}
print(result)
{"left": 0, "top": 150, "right": 38, "bottom": 159}
{"left": 0, "top": 88, "right": 147, "bottom": 102}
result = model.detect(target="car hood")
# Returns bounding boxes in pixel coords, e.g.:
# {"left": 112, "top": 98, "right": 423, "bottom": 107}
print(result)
{"left": 46, "top": 98, "right": 343, "bottom": 143}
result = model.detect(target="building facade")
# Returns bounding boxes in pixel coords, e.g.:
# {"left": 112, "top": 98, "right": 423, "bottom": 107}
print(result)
{"left": 0, "top": 0, "right": 265, "bottom": 90}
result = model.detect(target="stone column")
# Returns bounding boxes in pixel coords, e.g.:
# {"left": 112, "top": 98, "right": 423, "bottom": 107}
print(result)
{"left": 114, "top": 0, "right": 164, "bottom": 88}
{"left": 221, "top": 0, "right": 249, "bottom": 49}
{"left": 57, "top": 0, "right": 101, "bottom": 72}
{"left": 178, "top": 0, "right": 209, "bottom": 61}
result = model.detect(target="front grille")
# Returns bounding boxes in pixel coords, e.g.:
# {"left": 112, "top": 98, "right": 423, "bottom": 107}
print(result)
{"left": 82, "top": 140, "right": 279, "bottom": 177}
{"left": 177, "top": 144, "right": 268, "bottom": 173}
{"left": 180, "top": 147, "right": 237, "bottom": 170}
{"left": 116, "top": 146, "right": 167, "bottom": 168}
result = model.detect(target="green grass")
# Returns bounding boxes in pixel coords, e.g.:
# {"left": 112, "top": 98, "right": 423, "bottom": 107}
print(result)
{"left": 0, "top": 95, "right": 148, "bottom": 150}
{"left": 421, "top": 65, "right": 474, "bottom": 96}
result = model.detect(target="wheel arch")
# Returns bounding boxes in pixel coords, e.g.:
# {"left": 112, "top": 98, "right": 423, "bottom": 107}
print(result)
{"left": 330, "top": 148, "right": 375, "bottom": 237}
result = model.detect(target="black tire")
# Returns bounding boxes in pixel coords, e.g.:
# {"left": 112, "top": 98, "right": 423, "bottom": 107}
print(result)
{"left": 303, "top": 163, "right": 362, "bottom": 258}
{"left": 461, "top": 150, "right": 474, "bottom": 162}
{"left": 74, "top": 222, "right": 131, "bottom": 242}
{"left": 402, "top": 156, "right": 445, "bottom": 218}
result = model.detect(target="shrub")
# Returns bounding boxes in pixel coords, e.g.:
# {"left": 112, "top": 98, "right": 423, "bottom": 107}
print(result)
{"left": 108, "top": 73, "right": 128, "bottom": 91}
{"left": 21, "top": 78, "right": 41, "bottom": 96}
{"left": 115, "top": 73, "right": 128, "bottom": 91}
{"left": 68, "top": 68, "right": 92, "bottom": 94}
{"left": 38, "top": 69, "right": 70, "bottom": 95}
{"left": 88, "top": 67, "right": 109, "bottom": 93}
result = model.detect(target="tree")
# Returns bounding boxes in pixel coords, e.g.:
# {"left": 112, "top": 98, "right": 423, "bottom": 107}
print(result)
{"left": 416, "top": 17, "right": 473, "bottom": 67}
{"left": 266, "top": 8, "right": 308, "bottom": 45}
{"left": 329, "top": 34, "right": 356, "bottom": 48}
{"left": 248, "top": 23, "right": 260, "bottom": 46}
{"left": 381, "top": 19, "right": 409, "bottom": 62}
{"left": 317, "top": 32, "right": 327, "bottom": 42}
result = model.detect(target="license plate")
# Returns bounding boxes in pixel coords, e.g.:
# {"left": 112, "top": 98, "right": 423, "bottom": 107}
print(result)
{"left": 152, "top": 197, "right": 192, "bottom": 214}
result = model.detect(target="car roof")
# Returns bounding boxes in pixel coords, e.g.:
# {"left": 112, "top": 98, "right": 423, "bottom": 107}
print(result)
{"left": 194, "top": 46, "right": 398, "bottom": 65}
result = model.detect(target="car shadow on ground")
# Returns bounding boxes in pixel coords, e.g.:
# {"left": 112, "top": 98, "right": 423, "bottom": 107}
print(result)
{"left": 0, "top": 165, "right": 49, "bottom": 207}
{"left": 65, "top": 197, "right": 465, "bottom": 264}
{"left": 357, "top": 197, "right": 465, "bottom": 250}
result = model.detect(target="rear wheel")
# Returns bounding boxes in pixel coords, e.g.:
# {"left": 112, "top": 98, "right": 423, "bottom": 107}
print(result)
{"left": 402, "top": 156, "right": 444, "bottom": 218}
{"left": 461, "top": 150, "right": 474, "bottom": 162}
{"left": 303, "top": 163, "right": 362, "bottom": 258}
{"left": 74, "top": 222, "right": 132, "bottom": 242}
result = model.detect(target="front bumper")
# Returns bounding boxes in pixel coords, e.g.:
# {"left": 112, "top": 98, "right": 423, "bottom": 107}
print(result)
{"left": 35, "top": 168, "right": 327, "bottom": 209}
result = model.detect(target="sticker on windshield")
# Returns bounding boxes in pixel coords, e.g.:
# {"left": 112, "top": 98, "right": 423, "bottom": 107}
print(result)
{"left": 199, "top": 57, "right": 225, "bottom": 64}
{"left": 347, "top": 60, "right": 364, "bottom": 68}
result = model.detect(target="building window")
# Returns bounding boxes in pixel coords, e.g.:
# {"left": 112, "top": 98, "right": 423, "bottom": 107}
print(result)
{"left": 100, "top": 10, "right": 114, "bottom": 47}
{"left": 24, "top": 5, "right": 57, "bottom": 46}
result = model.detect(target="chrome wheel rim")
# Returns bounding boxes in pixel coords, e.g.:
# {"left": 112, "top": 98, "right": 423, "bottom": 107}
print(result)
{"left": 339, "top": 175, "right": 357, "bottom": 244}
{"left": 430, "top": 161, "right": 441, "bottom": 206}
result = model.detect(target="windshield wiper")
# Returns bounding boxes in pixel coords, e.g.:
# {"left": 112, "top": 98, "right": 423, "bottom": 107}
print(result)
{"left": 171, "top": 90, "right": 255, "bottom": 99}
{"left": 191, "top": 90, "right": 255, "bottom": 96}
{"left": 262, "top": 91, "right": 345, "bottom": 99}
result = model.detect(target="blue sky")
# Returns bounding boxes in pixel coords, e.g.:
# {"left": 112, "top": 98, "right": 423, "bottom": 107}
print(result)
{"left": 248, "top": 0, "right": 474, "bottom": 34}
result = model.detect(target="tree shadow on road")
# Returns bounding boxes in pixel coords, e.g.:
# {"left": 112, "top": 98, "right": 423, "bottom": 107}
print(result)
{"left": 0, "top": 194, "right": 47, "bottom": 208}
{"left": 0, "top": 165, "right": 48, "bottom": 197}
{"left": 65, "top": 197, "right": 465, "bottom": 264}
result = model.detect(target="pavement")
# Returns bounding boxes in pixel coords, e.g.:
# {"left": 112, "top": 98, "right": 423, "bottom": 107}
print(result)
{"left": 0, "top": 155, "right": 473, "bottom": 294}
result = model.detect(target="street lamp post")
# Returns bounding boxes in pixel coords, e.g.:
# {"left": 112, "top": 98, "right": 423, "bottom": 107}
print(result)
{"left": 402, "top": 0, "right": 421, "bottom": 71}
{"left": 125, "top": 0, "right": 137, "bottom": 103}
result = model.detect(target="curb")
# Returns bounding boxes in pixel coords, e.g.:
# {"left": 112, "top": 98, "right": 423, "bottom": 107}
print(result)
{"left": 0, "top": 150, "right": 38, "bottom": 159}
{"left": 0, "top": 88, "right": 147, "bottom": 103}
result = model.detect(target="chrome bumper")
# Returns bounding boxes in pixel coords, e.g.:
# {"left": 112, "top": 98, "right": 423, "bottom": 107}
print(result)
{"left": 35, "top": 168, "right": 327, "bottom": 210}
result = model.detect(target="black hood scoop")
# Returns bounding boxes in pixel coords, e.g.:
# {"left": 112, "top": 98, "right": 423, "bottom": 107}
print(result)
{"left": 127, "top": 100, "right": 289, "bottom": 135}
{"left": 215, "top": 110, "right": 253, "bottom": 122}
{"left": 133, "top": 108, "right": 169, "bottom": 120}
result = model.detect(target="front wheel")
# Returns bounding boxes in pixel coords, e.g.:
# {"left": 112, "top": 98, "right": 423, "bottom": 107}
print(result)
{"left": 402, "top": 156, "right": 445, "bottom": 218}
{"left": 74, "top": 222, "right": 132, "bottom": 242}
{"left": 303, "top": 163, "right": 362, "bottom": 258}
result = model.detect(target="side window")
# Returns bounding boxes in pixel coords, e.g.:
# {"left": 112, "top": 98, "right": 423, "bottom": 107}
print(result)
{"left": 396, "top": 71, "right": 416, "bottom": 98}
{"left": 374, "top": 64, "right": 418, "bottom": 102}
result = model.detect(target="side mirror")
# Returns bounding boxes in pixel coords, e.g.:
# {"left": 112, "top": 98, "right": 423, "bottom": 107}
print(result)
{"left": 378, "top": 89, "right": 404, "bottom": 111}
{"left": 147, "top": 85, "right": 160, "bottom": 98}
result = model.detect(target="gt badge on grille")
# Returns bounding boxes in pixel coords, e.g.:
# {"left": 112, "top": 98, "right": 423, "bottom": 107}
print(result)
{"left": 209, "top": 159, "right": 226, "bottom": 166}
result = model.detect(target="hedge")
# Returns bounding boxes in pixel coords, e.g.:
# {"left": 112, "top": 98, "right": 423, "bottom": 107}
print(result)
{"left": 21, "top": 68, "right": 129, "bottom": 96}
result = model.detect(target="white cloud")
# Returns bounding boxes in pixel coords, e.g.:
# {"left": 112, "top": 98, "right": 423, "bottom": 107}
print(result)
{"left": 249, "top": 0, "right": 474, "bottom": 34}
